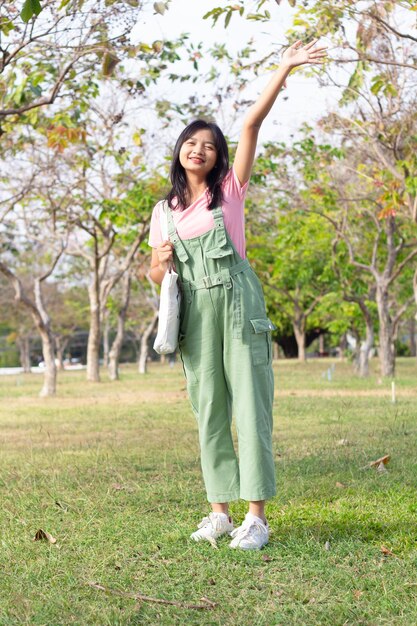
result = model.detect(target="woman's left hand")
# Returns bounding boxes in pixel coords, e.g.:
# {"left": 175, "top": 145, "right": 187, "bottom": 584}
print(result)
{"left": 281, "top": 39, "right": 327, "bottom": 70}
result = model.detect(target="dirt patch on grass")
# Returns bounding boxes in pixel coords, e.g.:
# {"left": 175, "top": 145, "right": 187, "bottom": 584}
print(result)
{"left": 276, "top": 388, "right": 417, "bottom": 398}
{"left": 3, "top": 386, "right": 416, "bottom": 413}
{"left": 0, "top": 419, "right": 185, "bottom": 450}
{"left": 3, "top": 390, "right": 188, "bottom": 409}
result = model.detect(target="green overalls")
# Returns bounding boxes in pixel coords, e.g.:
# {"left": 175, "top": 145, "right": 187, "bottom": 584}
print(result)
{"left": 167, "top": 206, "right": 276, "bottom": 503}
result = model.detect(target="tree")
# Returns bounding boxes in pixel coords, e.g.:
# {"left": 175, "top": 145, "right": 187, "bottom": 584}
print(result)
{"left": 106, "top": 269, "right": 131, "bottom": 381}
{"left": 70, "top": 159, "right": 166, "bottom": 380}
{"left": 300, "top": 133, "right": 416, "bottom": 377}
{"left": 254, "top": 210, "right": 338, "bottom": 361}
{"left": 0, "top": 242, "right": 65, "bottom": 396}
{"left": 0, "top": 276, "right": 35, "bottom": 370}
{"left": 1, "top": 0, "right": 147, "bottom": 129}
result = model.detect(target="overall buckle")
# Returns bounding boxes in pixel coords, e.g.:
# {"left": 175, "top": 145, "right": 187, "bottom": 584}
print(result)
{"left": 221, "top": 268, "right": 232, "bottom": 289}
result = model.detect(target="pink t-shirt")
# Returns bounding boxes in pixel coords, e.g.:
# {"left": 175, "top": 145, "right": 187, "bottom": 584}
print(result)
{"left": 148, "top": 167, "right": 249, "bottom": 259}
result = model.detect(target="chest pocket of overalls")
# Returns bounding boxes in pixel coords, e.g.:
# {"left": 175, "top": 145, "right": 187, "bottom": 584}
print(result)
{"left": 205, "top": 246, "right": 233, "bottom": 259}
{"left": 205, "top": 208, "right": 233, "bottom": 259}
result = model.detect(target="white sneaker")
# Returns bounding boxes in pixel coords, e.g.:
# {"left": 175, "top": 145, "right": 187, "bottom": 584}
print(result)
{"left": 229, "top": 513, "right": 269, "bottom": 550}
{"left": 191, "top": 512, "right": 234, "bottom": 542}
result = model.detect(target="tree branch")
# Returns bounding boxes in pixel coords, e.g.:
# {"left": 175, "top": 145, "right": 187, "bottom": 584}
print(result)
{"left": 388, "top": 247, "right": 417, "bottom": 286}
{"left": 365, "top": 11, "right": 417, "bottom": 43}
{"left": 334, "top": 56, "right": 416, "bottom": 72}
{"left": 392, "top": 295, "right": 414, "bottom": 338}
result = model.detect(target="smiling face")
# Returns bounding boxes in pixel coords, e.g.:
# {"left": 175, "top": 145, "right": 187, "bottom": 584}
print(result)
{"left": 179, "top": 129, "right": 218, "bottom": 179}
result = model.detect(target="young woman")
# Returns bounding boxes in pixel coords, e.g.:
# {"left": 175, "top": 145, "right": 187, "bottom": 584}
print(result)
{"left": 149, "top": 39, "right": 327, "bottom": 549}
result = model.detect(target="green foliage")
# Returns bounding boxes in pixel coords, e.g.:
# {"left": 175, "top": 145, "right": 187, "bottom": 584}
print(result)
{"left": 396, "top": 340, "right": 411, "bottom": 357}
{"left": 203, "top": 5, "right": 244, "bottom": 28}
{"left": 99, "top": 175, "right": 168, "bottom": 235}
{"left": 0, "top": 347, "right": 19, "bottom": 367}
{"left": 20, "top": 0, "right": 41, "bottom": 22}
{"left": 204, "top": 0, "right": 301, "bottom": 28}
{"left": 370, "top": 74, "right": 398, "bottom": 98}
{"left": 0, "top": 15, "right": 14, "bottom": 35}
{"left": 339, "top": 61, "right": 367, "bottom": 106}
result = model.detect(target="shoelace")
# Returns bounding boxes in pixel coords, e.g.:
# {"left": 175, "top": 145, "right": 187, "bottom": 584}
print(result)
{"left": 197, "top": 513, "right": 226, "bottom": 532}
{"left": 230, "top": 520, "right": 266, "bottom": 541}
{"left": 197, "top": 516, "right": 212, "bottom": 530}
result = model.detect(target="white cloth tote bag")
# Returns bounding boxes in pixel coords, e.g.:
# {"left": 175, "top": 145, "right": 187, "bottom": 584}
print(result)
{"left": 153, "top": 201, "right": 181, "bottom": 355}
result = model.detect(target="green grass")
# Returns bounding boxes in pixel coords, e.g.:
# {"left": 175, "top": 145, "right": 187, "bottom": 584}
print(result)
{"left": 1, "top": 358, "right": 416, "bottom": 625}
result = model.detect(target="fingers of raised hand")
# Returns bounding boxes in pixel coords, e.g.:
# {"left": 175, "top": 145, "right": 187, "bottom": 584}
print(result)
{"left": 302, "top": 39, "right": 328, "bottom": 63}
{"left": 304, "top": 38, "right": 319, "bottom": 50}
{"left": 307, "top": 49, "right": 328, "bottom": 64}
{"left": 304, "top": 39, "right": 327, "bottom": 56}
{"left": 157, "top": 241, "right": 173, "bottom": 263}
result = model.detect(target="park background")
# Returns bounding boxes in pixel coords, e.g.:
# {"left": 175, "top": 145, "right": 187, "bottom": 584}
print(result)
{"left": 1, "top": 1, "right": 417, "bottom": 624}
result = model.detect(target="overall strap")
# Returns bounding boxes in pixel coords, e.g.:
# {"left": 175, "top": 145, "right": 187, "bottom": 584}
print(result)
{"left": 162, "top": 201, "right": 189, "bottom": 262}
{"left": 211, "top": 206, "right": 227, "bottom": 248}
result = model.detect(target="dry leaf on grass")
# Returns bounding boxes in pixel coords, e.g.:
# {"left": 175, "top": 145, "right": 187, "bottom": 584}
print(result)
{"left": 262, "top": 554, "right": 273, "bottom": 562}
{"left": 361, "top": 454, "right": 391, "bottom": 470}
{"left": 33, "top": 529, "right": 56, "bottom": 544}
{"left": 87, "top": 581, "right": 216, "bottom": 610}
{"left": 206, "top": 536, "right": 218, "bottom": 549}
{"left": 337, "top": 439, "right": 349, "bottom": 446}
{"left": 381, "top": 545, "right": 396, "bottom": 557}
{"left": 369, "top": 454, "right": 390, "bottom": 468}
{"left": 55, "top": 500, "right": 69, "bottom": 512}
{"left": 335, "top": 482, "right": 346, "bottom": 488}
{"left": 353, "top": 590, "right": 364, "bottom": 599}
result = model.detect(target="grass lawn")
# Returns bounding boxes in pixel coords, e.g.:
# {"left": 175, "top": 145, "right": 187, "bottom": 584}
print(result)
{"left": 0, "top": 358, "right": 416, "bottom": 625}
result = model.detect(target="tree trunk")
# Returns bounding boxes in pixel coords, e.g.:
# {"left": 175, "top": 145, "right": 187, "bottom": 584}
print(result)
{"left": 86, "top": 278, "right": 101, "bottom": 382}
{"left": 55, "top": 335, "right": 70, "bottom": 371}
{"left": 39, "top": 327, "right": 57, "bottom": 397}
{"left": 292, "top": 317, "right": 306, "bottom": 362}
{"left": 409, "top": 316, "right": 416, "bottom": 357}
{"left": 413, "top": 268, "right": 417, "bottom": 363}
{"left": 339, "top": 333, "right": 347, "bottom": 360}
{"left": 350, "top": 329, "right": 361, "bottom": 373}
{"left": 102, "top": 309, "right": 110, "bottom": 369}
{"left": 357, "top": 301, "right": 374, "bottom": 378}
{"left": 17, "top": 334, "right": 31, "bottom": 372}
{"left": 108, "top": 272, "right": 131, "bottom": 381}
{"left": 0, "top": 262, "right": 60, "bottom": 396}
{"left": 33, "top": 278, "right": 58, "bottom": 397}
{"left": 376, "top": 283, "right": 395, "bottom": 377}
{"left": 138, "top": 313, "right": 158, "bottom": 374}
{"left": 358, "top": 326, "right": 374, "bottom": 377}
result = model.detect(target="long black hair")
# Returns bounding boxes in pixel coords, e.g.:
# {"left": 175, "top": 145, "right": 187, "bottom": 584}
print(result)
{"left": 166, "top": 120, "right": 229, "bottom": 211}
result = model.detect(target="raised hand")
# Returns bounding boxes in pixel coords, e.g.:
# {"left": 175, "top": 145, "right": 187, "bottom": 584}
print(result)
{"left": 156, "top": 240, "right": 174, "bottom": 272}
{"left": 281, "top": 39, "right": 327, "bottom": 70}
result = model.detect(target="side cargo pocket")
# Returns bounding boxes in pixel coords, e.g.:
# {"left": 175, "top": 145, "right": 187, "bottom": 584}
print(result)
{"left": 249, "top": 318, "right": 276, "bottom": 366}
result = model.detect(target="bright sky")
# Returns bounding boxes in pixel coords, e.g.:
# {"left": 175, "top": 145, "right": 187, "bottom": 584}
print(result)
{"left": 131, "top": 0, "right": 341, "bottom": 146}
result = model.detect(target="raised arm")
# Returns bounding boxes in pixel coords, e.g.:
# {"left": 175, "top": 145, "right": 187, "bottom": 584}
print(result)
{"left": 233, "top": 39, "right": 327, "bottom": 186}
